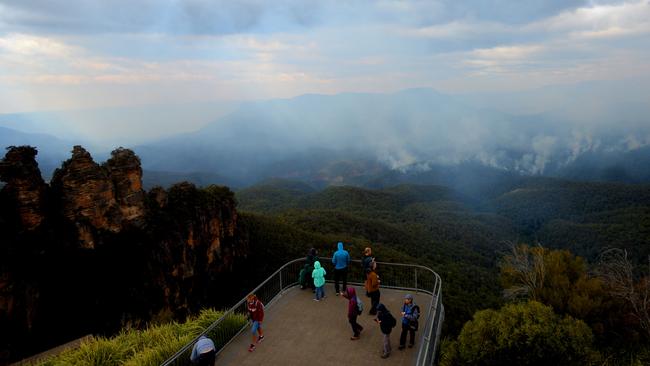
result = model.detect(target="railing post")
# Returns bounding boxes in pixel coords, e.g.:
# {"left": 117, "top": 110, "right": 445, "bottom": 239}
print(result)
{"left": 414, "top": 267, "right": 418, "bottom": 293}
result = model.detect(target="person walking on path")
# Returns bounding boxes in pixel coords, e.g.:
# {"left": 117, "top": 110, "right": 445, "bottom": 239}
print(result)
{"left": 365, "top": 260, "right": 381, "bottom": 315}
{"left": 247, "top": 294, "right": 265, "bottom": 352}
{"left": 362, "top": 247, "right": 374, "bottom": 274}
{"left": 399, "top": 294, "right": 420, "bottom": 350}
{"left": 375, "top": 303, "right": 397, "bottom": 359}
{"left": 342, "top": 287, "right": 364, "bottom": 340}
{"left": 332, "top": 242, "right": 351, "bottom": 295}
{"left": 312, "top": 260, "right": 327, "bottom": 301}
{"left": 190, "top": 335, "right": 216, "bottom": 366}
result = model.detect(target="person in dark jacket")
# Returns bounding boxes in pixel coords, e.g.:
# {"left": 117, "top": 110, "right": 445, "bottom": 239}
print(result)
{"left": 190, "top": 335, "right": 216, "bottom": 365}
{"left": 332, "top": 242, "right": 351, "bottom": 295}
{"left": 306, "top": 248, "right": 319, "bottom": 291}
{"left": 375, "top": 303, "right": 396, "bottom": 359}
{"left": 399, "top": 294, "right": 420, "bottom": 350}
{"left": 365, "top": 260, "right": 380, "bottom": 315}
{"left": 247, "top": 294, "right": 265, "bottom": 352}
{"left": 342, "top": 287, "right": 363, "bottom": 340}
{"left": 362, "top": 247, "right": 374, "bottom": 274}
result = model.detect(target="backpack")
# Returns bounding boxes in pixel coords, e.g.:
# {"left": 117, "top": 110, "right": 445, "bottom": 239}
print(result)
{"left": 386, "top": 313, "right": 397, "bottom": 328}
{"left": 355, "top": 296, "right": 364, "bottom": 315}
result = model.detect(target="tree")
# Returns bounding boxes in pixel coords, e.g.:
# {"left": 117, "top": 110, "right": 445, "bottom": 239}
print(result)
{"left": 500, "top": 244, "right": 605, "bottom": 319}
{"left": 597, "top": 248, "right": 650, "bottom": 339}
{"left": 441, "top": 301, "right": 598, "bottom": 366}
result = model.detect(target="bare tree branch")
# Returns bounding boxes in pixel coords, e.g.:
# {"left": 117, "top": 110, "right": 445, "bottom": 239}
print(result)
{"left": 596, "top": 248, "right": 650, "bottom": 338}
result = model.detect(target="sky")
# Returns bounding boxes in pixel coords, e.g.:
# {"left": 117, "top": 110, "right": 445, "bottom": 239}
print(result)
{"left": 1, "top": 0, "right": 649, "bottom": 116}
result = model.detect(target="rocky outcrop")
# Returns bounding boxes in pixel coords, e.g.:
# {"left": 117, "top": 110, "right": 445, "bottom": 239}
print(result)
{"left": 0, "top": 144, "right": 246, "bottom": 363}
{"left": 50, "top": 146, "right": 146, "bottom": 248}
{"left": 0, "top": 146, "right": 47, "bottom": 231}
{"left": 104, "top": 148, "right": 145, "bottom": 224}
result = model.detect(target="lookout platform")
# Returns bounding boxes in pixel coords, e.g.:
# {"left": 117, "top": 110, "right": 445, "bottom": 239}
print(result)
{"left": 215, "top": 284, "right": 432, "bottom": 365}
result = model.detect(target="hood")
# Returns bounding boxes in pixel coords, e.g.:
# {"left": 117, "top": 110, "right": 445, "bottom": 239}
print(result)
{"left": 309, "top": 247, "right": 317, "bottom": 256}
{"left": 314, "top": 261, "right": 322, "bottom": 269}
{"left": 337, "top": 242, "right": 344, "bottom": 251}
{"left": 376, "top": 303, "right": 387, "bottom": 313}
{"left": 346, "top": 287, "right": 357, "bottom": 298}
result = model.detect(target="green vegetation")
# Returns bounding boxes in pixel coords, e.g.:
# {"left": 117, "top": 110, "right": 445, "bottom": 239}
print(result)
{"left": 35, "top": 309, "right": 246, "bottom": 366}
{"left": 440, "top": 301, "right": 598, "bottom": 366}
{"left": 236, "top": 178, "right": 650, "bottom": 364}
{"left": 441, "top": 244, "right": 650, "bottom": 365}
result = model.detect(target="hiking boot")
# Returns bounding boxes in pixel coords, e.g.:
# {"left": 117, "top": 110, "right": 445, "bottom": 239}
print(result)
{"left": 313, "top": 298, "right": 320, "bottom": 301}
{"left": 257, "top": 335, "right": 265, "bottom": 344}
{"left": 381, "top": 353, "right": 390, "bottom": 359}
{"left": 398, "top": 345, "right": 405, "bottom": 350}
{"left": 350, "top": 336, "right": 360, "bottom": 340}
{"left": 408, "top": 343, "right": 414, "bottom": 348}
{"left": 248, "top": 344, "right": 256, "bottom": 352}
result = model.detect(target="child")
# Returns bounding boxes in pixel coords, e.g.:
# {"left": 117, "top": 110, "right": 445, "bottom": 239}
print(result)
{"left": 342, "top": 287, "right": 363, "bottom": 340}
{"left": 375, "top": 303, "right": 397, "bottom": 359}
{"left": 399, "top": 294, "right": 420, "bottom": 350}
{"left": 311, "top": 260, "right": 327, "bottom": 301}
{"left": 247, "top": 294, "right": 265, "bottom": 352}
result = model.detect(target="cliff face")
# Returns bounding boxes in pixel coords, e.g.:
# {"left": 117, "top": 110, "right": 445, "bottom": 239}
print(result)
{"left": 0, "top": 145, "right": 246, "bottom": 362}
{"left": 0, "top": 146, "right": 47, "bottom": 231}
{"left": 49, "top": 146, "right": 146, "bottom": 248}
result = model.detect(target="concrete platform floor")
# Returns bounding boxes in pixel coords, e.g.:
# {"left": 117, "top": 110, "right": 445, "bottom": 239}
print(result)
{"left": 216, "top": 284, "right": 431, "bottom": 366}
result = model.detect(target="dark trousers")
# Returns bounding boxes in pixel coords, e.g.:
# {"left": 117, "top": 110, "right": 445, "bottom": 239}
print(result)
{"left": 399, "top": 324, "right": 415, "bottom": 346}
{"left": 334, "top": 268, "right": 348, "bottom": 293}
{"left": 197, "top": 350, "right": 216, "bottom": 366}
{"left": 368, "top": 290, "right": 380, "bottom": 314}
{"left": 349, "top": 315, "right": 363, "bottom": 336}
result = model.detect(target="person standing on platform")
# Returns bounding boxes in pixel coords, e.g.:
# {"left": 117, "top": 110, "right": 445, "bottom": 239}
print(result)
{"left": 332, "top": 241, "right": 351, "bottom": 295}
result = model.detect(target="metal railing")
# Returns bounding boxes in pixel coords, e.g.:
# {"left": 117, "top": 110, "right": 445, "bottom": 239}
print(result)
{"left": 161, "top": 258, "right": 444, "bottom": 366}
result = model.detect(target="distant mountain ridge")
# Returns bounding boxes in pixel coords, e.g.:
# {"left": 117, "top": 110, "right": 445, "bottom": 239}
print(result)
{"left": 2, "top": 86, "right": 649, "bottom": 188}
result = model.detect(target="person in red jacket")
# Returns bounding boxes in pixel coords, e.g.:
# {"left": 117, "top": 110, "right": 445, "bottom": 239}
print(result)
{"left": 342, "top": 287, "right": 364, "bottom": 340}
{"left": 247, "top": 294, "right": 265, "bottom": 352}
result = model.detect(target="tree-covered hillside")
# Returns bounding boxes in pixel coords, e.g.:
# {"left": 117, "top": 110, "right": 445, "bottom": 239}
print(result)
{"left": 236, "top": 178, "right": 650, "bottom": 340}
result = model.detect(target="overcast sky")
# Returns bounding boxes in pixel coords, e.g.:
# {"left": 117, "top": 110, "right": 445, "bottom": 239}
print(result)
{"left": 1, "top": 0, "right": 649, "bottom": 114}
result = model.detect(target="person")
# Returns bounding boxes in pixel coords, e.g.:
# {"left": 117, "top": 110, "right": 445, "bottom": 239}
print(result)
{"left": 306, "top": 248, "right": 319, "bottom": 291}
{"left": 399, "top": 294, "right": 420, "bottom": 350}
{"left": 332, "top": 242, "right": 351, "bottom": 295}
{"left": 312, "top": 260, "right": 327, "bottom": 301}
{"left": 342, "top": 287, "right": 363, "bottom": 340}
{"left": 375, "top": 303, "right": 397, "bottom": 359}
{"left": 190, "top": 335, "right": 216, "bottom": 365}
{"left": 299, "top": 264, "right": 310, "bottom": 289}
{"left": 247, "top": 294, "right": 265, "bottom": 352}
{"left": 365, "top": 260, "right": 380, "bottom": 315}
{"left": 362, "top": 247, "right": 374, "bottom": 274}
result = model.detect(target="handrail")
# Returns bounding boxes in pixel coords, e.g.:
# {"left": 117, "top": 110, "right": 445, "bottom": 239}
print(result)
{"left": 161, "top": 257, "right": 444, "bottom": 366}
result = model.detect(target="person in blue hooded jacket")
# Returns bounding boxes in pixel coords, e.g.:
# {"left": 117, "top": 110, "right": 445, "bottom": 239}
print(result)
{"left": 332, "top": 241, "right": 351, "bottom": 295}
{"left": 190, "top": 335, "right": 216, "bottom": 365}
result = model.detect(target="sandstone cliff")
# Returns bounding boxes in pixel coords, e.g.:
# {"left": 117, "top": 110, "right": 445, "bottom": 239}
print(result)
{"left": 0, "top": 146, "right": 47, "bottom": 231}
{"left": 0, "top": 145, "right": 246, "bottom": 362}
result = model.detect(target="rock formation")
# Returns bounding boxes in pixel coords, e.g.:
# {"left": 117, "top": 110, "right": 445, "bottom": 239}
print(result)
{"left": 49, "top": 146, "right": 146, "bottom": 248}
{"left": 0, "top": 146, "right": 47, "bottom": 231}
{"left": 0, "top": 145, "right": 246, "bottom": 363}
